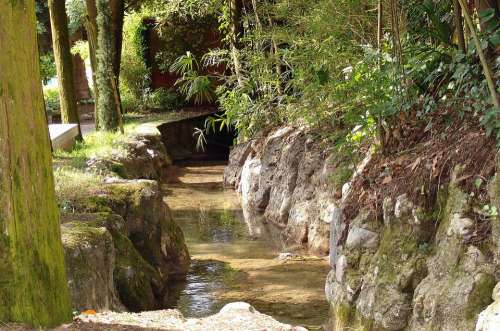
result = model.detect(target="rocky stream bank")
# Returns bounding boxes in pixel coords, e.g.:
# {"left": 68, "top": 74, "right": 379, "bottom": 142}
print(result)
{"left": 55, "top": 129, "right": 190, "bottom": 312}
{"left": 43, "top": 119, "right": 315, "bottom": 331}
{"left": 225, "top": 126, "right": 500, "bottom": 331}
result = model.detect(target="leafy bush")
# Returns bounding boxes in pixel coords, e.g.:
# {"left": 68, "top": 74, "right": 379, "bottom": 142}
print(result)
{"left": 65, "top": 0, "right": 86, "bottom": 35}
{"left": 170, "top": 52, "right": 215, "bottom": 105}
{"left": 120, "top": 12, "right": 151, "bottom": 112}
{"left": 40, "top": 53, "right": 57, "bottom": 85}
{"left": 143, "top": 88, "right": 184, "bottom": 111}
{"left": 44, "top": 87, "right": 60, "bottom": 115}
{"left": 204, "top": 0, "right": 500, "bottom": 146}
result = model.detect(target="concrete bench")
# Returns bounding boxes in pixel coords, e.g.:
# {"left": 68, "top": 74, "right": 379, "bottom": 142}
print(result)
{"left": 49, "top": 124, "right": 80, "bottom": 151}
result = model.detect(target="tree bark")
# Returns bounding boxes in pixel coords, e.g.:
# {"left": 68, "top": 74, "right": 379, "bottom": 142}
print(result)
{"left": 72, "top": 53, "right": 92, "bottom": 101}
{"left": 85, "top": 0, "right": 100, "bottom": 126}
{"left": 110, "top": 0, "right": 125, "bottom": 116}
{"left": 96, "top": 0, "right": 122, "bottom": 131}
{"left": 110, "top": 0, "right": 125, "bottom": 77}
{"left": 0, "top": 0, "right": 72, "bottom": 327}
{"left": 453, "top": 0, "right": 466, "bottom": 53}
{"left": 48, "top": 0, "right": 83, "bottom": 140}
{"left": 229, "top": 0, "right": 244, "bottom": 87}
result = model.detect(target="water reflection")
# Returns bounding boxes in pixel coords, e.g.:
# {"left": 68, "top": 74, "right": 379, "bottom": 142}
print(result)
{"left": 164, "top": 165, "right": 330, "bottom": 329}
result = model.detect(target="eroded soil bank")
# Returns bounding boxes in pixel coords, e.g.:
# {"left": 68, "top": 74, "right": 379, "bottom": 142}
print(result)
{"left": 163, "top": 163, "right": 331, "bottom": 329}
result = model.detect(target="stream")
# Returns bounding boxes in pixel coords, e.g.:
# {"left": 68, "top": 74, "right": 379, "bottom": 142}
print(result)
{"left": 162, "top": 163, "right": 330, "bottom": 330}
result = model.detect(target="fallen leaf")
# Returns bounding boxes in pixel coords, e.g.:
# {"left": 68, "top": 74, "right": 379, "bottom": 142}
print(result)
{"left": 82, "top": 310, "right": 97, "bottom": 315}
{"left": 394, "top": 155, "right": 409, "bottom": 166}
{"left": 382, "top": 176, "right": 393, "bottom": 184}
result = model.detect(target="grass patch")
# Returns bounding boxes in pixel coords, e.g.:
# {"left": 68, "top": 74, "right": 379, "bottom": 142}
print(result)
{"left": 53, "top": 112, "right": 185, "bottom": 170}
{"left": 54, "top": 168, "right": 105, "bottom": 213}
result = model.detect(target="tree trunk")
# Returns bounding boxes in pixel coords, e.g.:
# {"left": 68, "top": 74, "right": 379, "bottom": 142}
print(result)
{"left": 110, "top": 0, "right": 125, "bottom": 116}
{"left": 48, "top": 0, "right": 83, "bottom": 140}
{"left": 229, "top": 0, "right": 244, "bottom": 87}
{"left": 96, "top": 0, "right": 122, "bottom": 131}
{"left": 453, "top": 0, "right": 466, "bottom": 53}
{"left": 85, "top": 0, "right": 100, "bottom": 126}
{"left": 459, "top": 0, "right": 500, "bottom": 108}
{"left": 72, "top": 53, "right": 92, "bottom": 101}
{"left": 0, "top": 0, "right": 72, "bottom": 327}
{"left": 377, "top": 0, "right": 387, "bottom": 154}
{"left": 110, "top": 0, "right": 125, "bottom": 77}
{"left": 377, "top": 0, "right": 384, "bottom": 54}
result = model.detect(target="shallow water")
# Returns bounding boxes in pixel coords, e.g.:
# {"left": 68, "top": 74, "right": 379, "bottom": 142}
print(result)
{"left": 163, "top": 164, "right": 330, "bottom": 330}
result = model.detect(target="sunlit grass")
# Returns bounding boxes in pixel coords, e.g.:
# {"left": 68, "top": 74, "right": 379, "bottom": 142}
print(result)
{"left": 54, "top": 167, "right": 104, "bottom": 212}
{"left": 53, "top": 112, "right": 182, "bottom": 169}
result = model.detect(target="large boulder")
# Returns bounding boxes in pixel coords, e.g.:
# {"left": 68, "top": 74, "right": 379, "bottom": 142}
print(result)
{"left": 224, "top": 141, "right": 252, "bottom": 189}
{"left": 226, "top": 127, "right": 351, "bottom": 255}
{"left": 476, "top": 283, "right": 500, "bottom": 331}
{"left": 61, "top": 218, "right": 124, "bottom": 312}
{"left": 86, "top": 133, "right": 172, "bottom": 181}
{"left": 408, "top": 184, "right": 495, "bottom": 331}
{"left": 327, "top": 176, "right": 496, "bottom": 331}
{"left": 57, "top": 179, "right": 190, "bottom": 312}
{"left": 61, "top": 212, "right": 168, "bottom": 312}
{"left": 58, "top": 179, "right": 190, "bottom": 279}
{"left": 117, "top": 134, "right": 172, "bottom": 180}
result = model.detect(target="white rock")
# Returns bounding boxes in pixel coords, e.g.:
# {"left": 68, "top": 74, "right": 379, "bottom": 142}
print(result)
{"left": 448, "top": 213, "right": 475, "bottom": 237}
{"left": 336, "top": 255, "right": 348, "bottom": 282}
{"left": 78, "top": 302, "right": 306, "bottom": 331}
{"left": 346, "top": 226, "right": 379, "bottom": 249}
{"left": 476, "top": 301, "right": 500, "bottom": 331}
{"left": 395, "top": 194, "right": 413, "bottom": 219}
{"left": 493, "top": 282, "right": 500, "bottom": 301}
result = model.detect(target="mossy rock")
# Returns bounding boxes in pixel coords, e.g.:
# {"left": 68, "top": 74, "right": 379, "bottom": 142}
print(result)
{"left": 111, "top": 226, "right": 164, "bottom": 312}
{"left": 61, "top": 212, "right": 171, "bottom": 312}
{"left": 57, "top": 179, "right": 190, "bottom": 278}
{"left": 61, "top": 220, "right": 124, "bottom": 312}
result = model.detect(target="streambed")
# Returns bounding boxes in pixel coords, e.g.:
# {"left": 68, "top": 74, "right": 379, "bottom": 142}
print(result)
{"left": 163, "top": 163, "right": 330, "bottom": 330}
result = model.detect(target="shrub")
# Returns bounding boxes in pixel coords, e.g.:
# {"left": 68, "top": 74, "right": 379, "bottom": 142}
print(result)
{"left": 44, "top": 87, "right": 61, "bottom": 115}
{"left": 40, "top": 53, "right": 57, "bottom": 85}
{"left": 144, "top": 88, "right": 184, "bottom": 111}
{"left": 120, "top": 12, "right": 151, "bottom": 112}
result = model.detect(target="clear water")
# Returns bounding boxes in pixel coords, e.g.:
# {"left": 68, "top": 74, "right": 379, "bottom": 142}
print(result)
{"left": 163, "top": 164, "right": 330, "bottom": 330}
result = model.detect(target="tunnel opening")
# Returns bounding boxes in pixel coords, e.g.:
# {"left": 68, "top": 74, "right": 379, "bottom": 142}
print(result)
{"left": 158, "top": 112, "right": 236, "bottom": 164}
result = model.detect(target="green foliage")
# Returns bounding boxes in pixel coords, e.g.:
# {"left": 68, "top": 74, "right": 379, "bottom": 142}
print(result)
{"left": 65, "top": 0, "right": 86, "bottom": 35}
{"left": 35, "top": 0, "right": 48, "bottom": 34}
{"left": 202, "top": 0, "right": 500, "bottom": 147}
{"left": 119, "top": 0, "right": 222, "bottom": 111}
{"left": 171, "top": 52, "right": 215, "bottom": 104}
{"left": 39, "top": 53, "right": 57, "bottom": 84}
{"left": 120, "top": 12, "right": 151, "bottom": 112}
{"left": 143, "top": 87, "right": 183, "bottom": 111}
{"left": 43, "top": 87, "right": 60, "bottom": 115}
{"left": 154, "top": 14, "right": 219, "bottom": 73}
{"left": 70, "top": 40, "right": 89, "bottom": 61}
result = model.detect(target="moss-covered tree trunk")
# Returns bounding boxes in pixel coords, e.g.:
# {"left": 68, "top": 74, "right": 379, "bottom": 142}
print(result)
{"left": 48, "top": 0, "right": 83, "bottom": 140}
{"left": 95, "top": 0, "right": 122, "bottom": 131}
{"left": 110, "top": 0, "right": 125, "bottom": 118}
{"left": 84, "top": 0, "right": 100, "bottom": 126}
{"left": 0, "top": 0, "right": 72, "bottom": 327}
